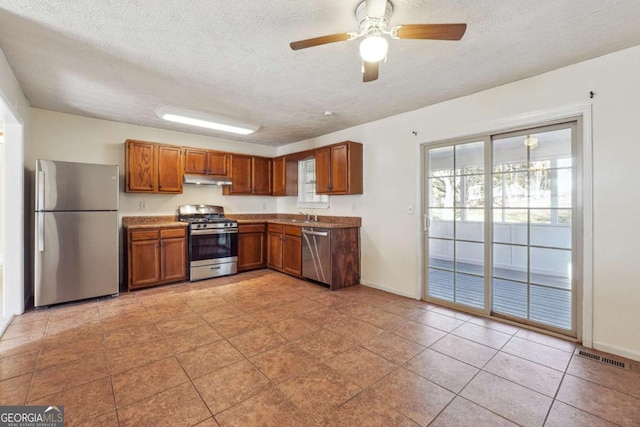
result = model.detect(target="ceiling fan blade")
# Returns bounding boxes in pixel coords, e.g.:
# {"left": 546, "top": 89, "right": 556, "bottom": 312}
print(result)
{"left": 395, "top": 23, "right": 467, "bottom": 41}
{"left": 366, "top": 0, "right": 387, "bottom": 18}
{"left": 363, "top": 61, "right": 379, "bottom": 83}
{"left": 290, "top": 33, "right": 351, "bottom": 50}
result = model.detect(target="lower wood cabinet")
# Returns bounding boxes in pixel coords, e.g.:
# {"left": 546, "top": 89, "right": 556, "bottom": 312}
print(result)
{"left": 126, "top": 226, "right": 187, "bottom": 290}
{"left": 267, "top": 224, "right": 302, "bottom": 277}
{"left": 238, "top": 223, "right": 267, "bottom": 271}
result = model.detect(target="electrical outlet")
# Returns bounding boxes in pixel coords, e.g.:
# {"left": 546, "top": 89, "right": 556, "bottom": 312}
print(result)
{"left": 352, "top": 204, "right": 357, "bottom": 213}
{"left": 261, "top": 202, "right": 267, "bottom": 211}
{"left": 407, "top": 204, "right": 414, "bottom": 214}
{"left": 139, "top": 202, "right": 147, "bottom": 211}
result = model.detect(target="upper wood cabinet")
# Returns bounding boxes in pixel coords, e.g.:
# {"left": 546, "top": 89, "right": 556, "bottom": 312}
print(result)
{"left": 272, "top": 155, "right": 298, "bottom": 197}
{"left": 183, "top": 148, "right": 229, "bottom": 177}
{"left": 315, "top": 141, "right": 363, "bottom": 195}
{"left": 125, "top": 140, "right": 183, "bottom": 193}
{"left": 223, "top": 154, "right": 272, "bottom": 195}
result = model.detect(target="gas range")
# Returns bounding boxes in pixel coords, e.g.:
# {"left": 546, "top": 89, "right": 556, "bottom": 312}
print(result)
{"left": 178, "top": 205, "right": 239, "bottom": 281}
{"left": 178, "top": 205, "right": 238, "bottom": 230}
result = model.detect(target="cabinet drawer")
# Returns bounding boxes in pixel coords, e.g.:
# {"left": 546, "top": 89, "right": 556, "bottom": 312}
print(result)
{"left": 239, "top": 223, "right": 266, "bottom": 233}
{"left": 130, "top": 230, "right": 160, "bottom": 241}
{"left": 268, "top": 223, "right": 283, "bottom": 233}
{"left": 161, "top": 228, "right": 186, "bottom": 239}
{"left": 283, "top": 225, "right": 302, "bottom": 237}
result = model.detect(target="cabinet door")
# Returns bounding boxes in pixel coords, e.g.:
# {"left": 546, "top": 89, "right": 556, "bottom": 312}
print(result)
{"left": 207, "top": 151, "right": 229, "bottom": 176}
{"left": 161, "top": 237, "right": 187, "bottom": 281}
{"left": 282, "top": 235, "right": 302, "bottom": 277}
{"left": 272, "top": 156, "right": 285, "bottom": 196}
{"left": 315, "top": 146, "right": 332, "bottom": 194}
{"left": 126, "top": 140, "right": 156, "bottom": 192}
{"left": 130, "top": 240, "right": 161, "bottom": 288}
{"left": 252, "top": 157, "right": 272, "bottom": 195}
{"left": 184, "top": 148, "right": 208, "bottom": 175}
{"left": 157, "top": 145, "right": 183, "bottom": 193}
{"left": 238, "top": 232, "right": 266, "bottom": 271}
{"left": 226, "top": 154, "right": 253, "bottom": 194}
{"left": 267, "top": 231, "right": 283, "bottom": 270}
{"left": 329, "top": 144, "right": 349, "bottom": 194}
{"left": 273, "top": 156, "right": 298, "bottom": 197}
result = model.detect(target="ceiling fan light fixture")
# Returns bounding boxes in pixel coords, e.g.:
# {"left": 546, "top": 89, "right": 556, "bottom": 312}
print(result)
{"left": 156, "top": 106, "right": 260, "bottom": 135}
{"left": 359, "top": 35, "right": 388, "bottom": 62}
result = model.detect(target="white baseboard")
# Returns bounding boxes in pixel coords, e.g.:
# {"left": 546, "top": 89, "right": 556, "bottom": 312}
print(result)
{"left": 592, "top": 340, "right": 640, "bottom": 362}
{"left": 360, "top": 280, "right": 419, "bottom": 300}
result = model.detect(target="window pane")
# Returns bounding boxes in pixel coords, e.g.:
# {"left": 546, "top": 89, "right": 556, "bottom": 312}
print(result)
{"left": 529, "top": 128, "right": 572, "bottom": 163}
{"left": 429, "top": 177, "right": 456, "bottom": 207}
{"left": 429, "top": 239, "right": 453, "bottom": 268}
{"left": 493, "top": 172, "right": 528, "bottom": 207}
{"left": 430, "top": 209, "right": 454, "bottom": 239}
{"left": 455, "top": 141, "right": 484, "bottom": 175}
{"left": 456, "top": 175, "right": 484, "bottom": 208}
{"left": 455, "top": 241, "right": 483, "bottom": 273}
{"left": 429, "top": 146, "right": 454, "bottom": 176}
{"left": 493, "top": 136, "right": 528, "bottom": 172}
{"left": 492, "top": 278, "right": 527, "bottom": 318}
{"left": 456, "top": 209, "right": 484, "bottom": 242}
{"left": 530, "top": 285, "right": 572, "bottom": 330}
{"left": 455, "top": 273, "right": 484, "bottom": 309}
{"left": 428, "top": 268, "right": 454, "bottom": 301}
{"left": 530, "top": 247, "right": 571, "bottom": 289}
{"left": 493, "top": 210, "right": 527, "bottom": 245}
{"left": 530, "top": 210, "right": 571, "bottom": 249}
{"left": 493, "top": 244, "right": 527, "bottom": 282}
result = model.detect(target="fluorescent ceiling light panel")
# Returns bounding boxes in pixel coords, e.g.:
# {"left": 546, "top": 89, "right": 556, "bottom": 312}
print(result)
{"left": 156, "top": 106, "right": 260, "bottom": 135}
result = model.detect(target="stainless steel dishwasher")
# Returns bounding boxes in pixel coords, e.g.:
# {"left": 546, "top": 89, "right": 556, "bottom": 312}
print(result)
{"left": 302, "top": 227, "right": 331, "bottom": 286}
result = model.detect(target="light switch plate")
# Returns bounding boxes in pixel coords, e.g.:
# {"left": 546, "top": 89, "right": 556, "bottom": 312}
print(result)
{"left": 407, "top": 204, "right": 414, "bottom": 214}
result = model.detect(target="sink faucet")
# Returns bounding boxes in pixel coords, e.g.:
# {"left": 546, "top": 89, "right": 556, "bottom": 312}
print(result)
{"left": 299, "top": 211, "right": 311, "bottom": 221}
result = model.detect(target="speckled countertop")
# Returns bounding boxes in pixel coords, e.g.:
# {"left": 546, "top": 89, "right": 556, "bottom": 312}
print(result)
{"left": 122, "top": 216, "right": 187, "bottom": 229}
{"left": 121, "top": 214, "right": 361, "bottom": 229}
{"left": 228, "top": 214, "right": 361, "bottom": 229}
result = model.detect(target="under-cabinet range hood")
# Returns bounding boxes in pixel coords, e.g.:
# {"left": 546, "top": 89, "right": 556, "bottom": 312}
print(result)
{"left": 183, "top": 174, "right": 232, "bottom": 186}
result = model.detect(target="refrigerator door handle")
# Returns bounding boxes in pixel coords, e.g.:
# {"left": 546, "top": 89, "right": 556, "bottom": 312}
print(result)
{"left": 37, "top": 170, "right": 45, "bottom": 211}
{"left": 37, "top": 211, "right": 45, "bottom": 252}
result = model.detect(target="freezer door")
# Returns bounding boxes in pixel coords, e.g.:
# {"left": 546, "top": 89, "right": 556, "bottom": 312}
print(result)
{"left": 35, "top": 211, "right": 119, "bottom": 306}
{"left": 36, "top": 159, "right": 119, "bottom": 211}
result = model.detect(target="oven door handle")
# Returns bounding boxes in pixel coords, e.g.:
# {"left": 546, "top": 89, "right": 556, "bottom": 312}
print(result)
{"left": 191, "top": 229, "right": 238, "bottom": 235}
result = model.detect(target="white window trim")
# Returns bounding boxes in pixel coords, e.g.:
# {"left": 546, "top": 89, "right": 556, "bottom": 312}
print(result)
{"left": 297, "top": 158, "right": 330, "bottom": 209}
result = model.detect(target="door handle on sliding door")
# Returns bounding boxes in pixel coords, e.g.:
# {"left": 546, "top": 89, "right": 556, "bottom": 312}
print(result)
{"left": 423, "top": 214, "right": 431, "bottom": 232}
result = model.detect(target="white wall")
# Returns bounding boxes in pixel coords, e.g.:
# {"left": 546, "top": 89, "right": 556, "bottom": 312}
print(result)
{"left": 278, "top": 45, "right": 640, "bottom": 360}
{"left": 26, "top": 109, "right": 279, "bottom": 216}
{"left": 0, "top": 48, "right": 29, "bottom": 319}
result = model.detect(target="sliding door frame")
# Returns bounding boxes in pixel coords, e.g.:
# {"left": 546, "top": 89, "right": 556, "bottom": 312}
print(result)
{"left": 418, "top": 105, "right": 592, "bottom": 345}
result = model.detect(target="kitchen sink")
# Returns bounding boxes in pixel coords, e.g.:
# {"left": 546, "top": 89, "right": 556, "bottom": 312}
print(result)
{"left": 278, "top": 218, "right": 316, "bottom": 223}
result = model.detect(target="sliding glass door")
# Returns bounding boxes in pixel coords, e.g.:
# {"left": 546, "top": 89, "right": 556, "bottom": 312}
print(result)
{"left": 424, "top": 122, "right": 579, "bottom": 336}
{"left": 426, "top": 140, "right": 487, "bottom": 310}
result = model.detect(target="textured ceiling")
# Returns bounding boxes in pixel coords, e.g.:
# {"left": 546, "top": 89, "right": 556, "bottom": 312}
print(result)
{"left": 1, "top": 1, "right": 640, "bottom": 146}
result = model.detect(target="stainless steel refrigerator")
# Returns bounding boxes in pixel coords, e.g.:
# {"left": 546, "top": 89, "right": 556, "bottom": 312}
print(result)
{"left": 34, "top": 159, "right": 119, "bottom": 307}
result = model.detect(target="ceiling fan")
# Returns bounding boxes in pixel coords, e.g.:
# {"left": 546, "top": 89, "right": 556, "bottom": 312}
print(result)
{"left": 290, "top": 0, "right": 467, "bottom": 82}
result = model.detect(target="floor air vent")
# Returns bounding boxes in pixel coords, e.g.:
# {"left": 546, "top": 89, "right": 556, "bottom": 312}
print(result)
{"left": 575, "top": 350, "right": 628, "bottom": 369}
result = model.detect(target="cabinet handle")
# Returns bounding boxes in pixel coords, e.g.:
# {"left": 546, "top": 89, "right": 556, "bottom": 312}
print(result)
{"left": 203, "top": 169, "right": 206, "bottom": 173}
{"left": 159, "top": 184, "right": 162, "bottom": 189}
{"left": 149, "top": 184, "right": 153, "bottom": 188}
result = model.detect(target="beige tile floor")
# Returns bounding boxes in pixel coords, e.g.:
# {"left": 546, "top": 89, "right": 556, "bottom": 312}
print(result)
{"left": 1, "top": 270, "right": 639, "bottom": 426}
